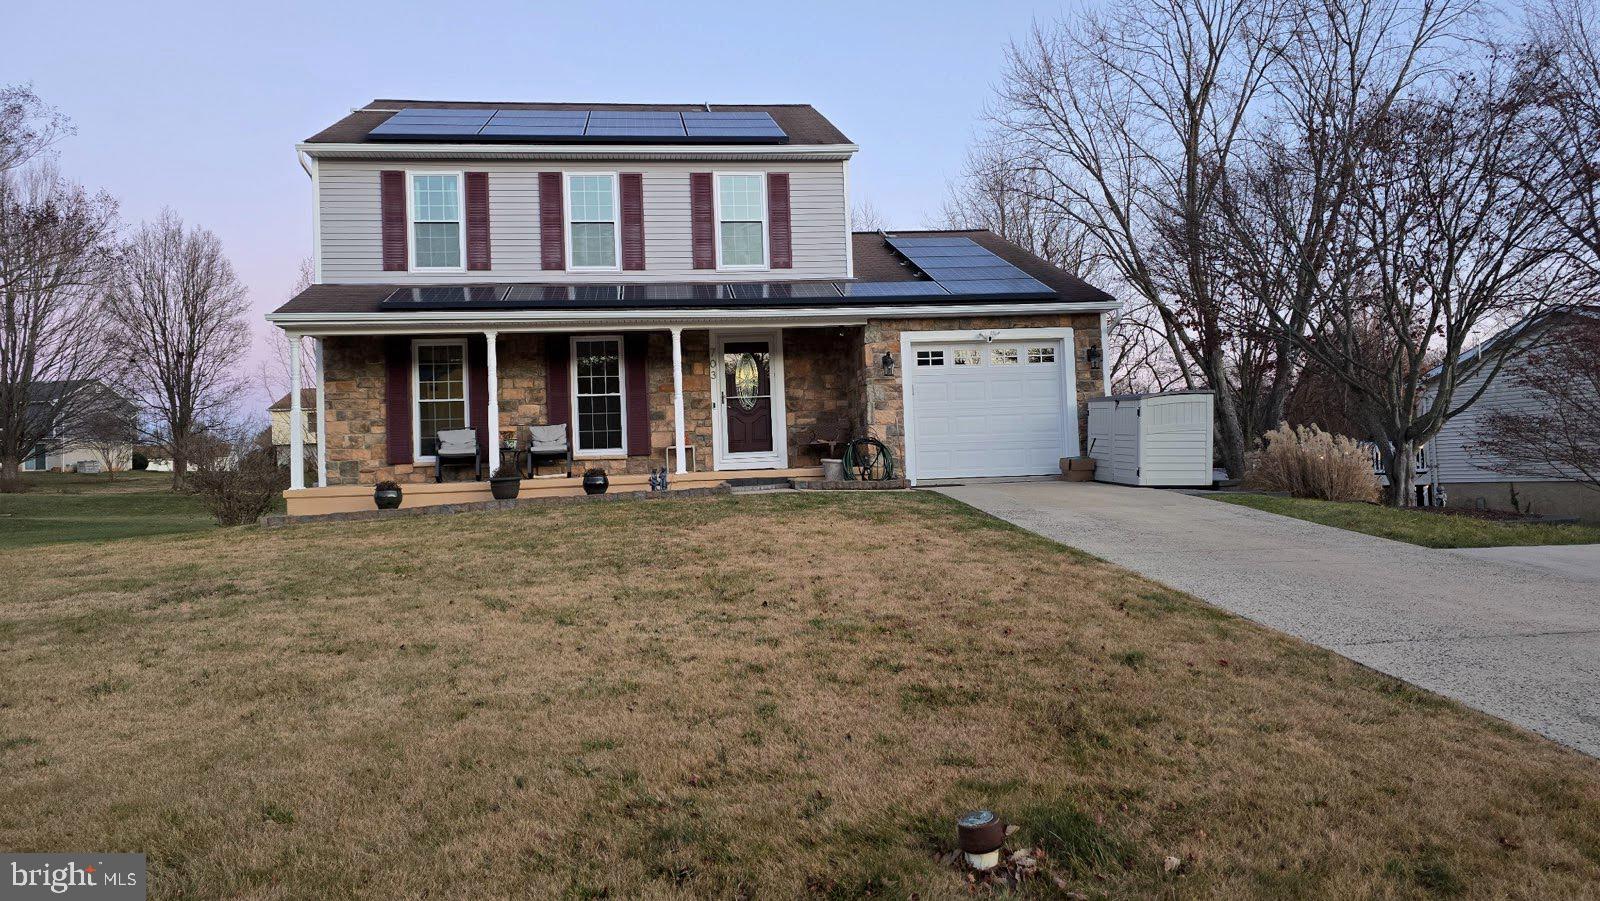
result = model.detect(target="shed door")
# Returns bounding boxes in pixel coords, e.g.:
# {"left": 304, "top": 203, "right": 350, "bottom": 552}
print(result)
{"left": 909, "top": 340, "right": 1070, "bottom": 480}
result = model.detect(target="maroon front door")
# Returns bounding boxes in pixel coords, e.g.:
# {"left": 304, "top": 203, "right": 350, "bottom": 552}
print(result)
{"left": 721, "top": 341, "right": 774, "bottom": 454}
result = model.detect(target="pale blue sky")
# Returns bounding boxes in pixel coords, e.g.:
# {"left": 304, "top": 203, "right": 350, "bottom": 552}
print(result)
{"left": 8, "top": 0, "right": 1069, "bottom": 399}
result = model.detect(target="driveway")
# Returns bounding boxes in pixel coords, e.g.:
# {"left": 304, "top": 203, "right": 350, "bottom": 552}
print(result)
{"left": 937, "top": 480, "right": 1600, "bottom": 756}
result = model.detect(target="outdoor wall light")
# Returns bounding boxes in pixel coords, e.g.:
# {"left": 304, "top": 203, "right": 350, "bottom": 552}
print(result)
{"left": 881, "top": 351, "right": 895, "bottom": 377}
{"left": 1086, "top": 343, "right": 1103, "bottom": 371}
{"left": 957, "top": 809, "right": 1007, "bottom": 871}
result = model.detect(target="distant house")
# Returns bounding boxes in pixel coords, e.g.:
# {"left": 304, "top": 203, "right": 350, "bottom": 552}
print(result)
{"left": 1425, "top": 307, "right": 1600, "bottom": 521}
{"left": 268, "top": 389, "right": 318, "bottom": 466}
{"left": 16, "top": 380, "right": 136, "bottom": 473}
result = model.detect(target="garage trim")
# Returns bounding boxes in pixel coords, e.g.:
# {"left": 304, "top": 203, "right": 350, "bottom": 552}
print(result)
{"left": 899, "top": 327, "right": 1078, "bottom": 485}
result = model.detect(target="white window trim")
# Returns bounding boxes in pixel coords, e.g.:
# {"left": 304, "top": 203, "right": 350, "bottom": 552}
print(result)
{"left": 406, "top": 170, "right": 467, "bottom": 273}
{"left": 411, "top": 338, "right": 471, "bottom": 463}
{"left": 564, "top": 172, "right": 623, "bottom": 272}
{"left": 713, "top": 171, "right": 770, "bottom": 272}
{"left": 569, "top": 334, "right": 628, "bottom": 458}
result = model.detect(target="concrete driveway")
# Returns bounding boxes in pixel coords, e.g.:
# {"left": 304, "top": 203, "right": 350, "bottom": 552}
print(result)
{"left": 936, "top": 480, "right": 1600, "bottom": 756}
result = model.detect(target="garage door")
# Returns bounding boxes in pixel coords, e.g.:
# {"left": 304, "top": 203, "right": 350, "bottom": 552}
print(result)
{"left": 908, "top": 340, "right": 1070, "bottom": 479}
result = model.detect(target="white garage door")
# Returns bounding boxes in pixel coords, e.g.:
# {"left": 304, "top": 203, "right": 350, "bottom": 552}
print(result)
{"left": 909, "top": 339, "right": 1070, "bottom": 480}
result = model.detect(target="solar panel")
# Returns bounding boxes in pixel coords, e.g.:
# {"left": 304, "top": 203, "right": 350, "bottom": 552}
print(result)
{"left": 836, "top": 281, "right": 949, "bottom": 297}
{"left": 368, "top": 107, "right": 786, "bottom": 143}
{"left": 381, "top": 286, "right": 506, "bottom": 306}
{"left": 883, "top": 235, "right": 1057, "bottom": 297}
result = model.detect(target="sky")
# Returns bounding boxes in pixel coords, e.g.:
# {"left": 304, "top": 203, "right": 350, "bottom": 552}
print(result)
{"left": 7, "top": 0, "right": 1072, "bottom": 407}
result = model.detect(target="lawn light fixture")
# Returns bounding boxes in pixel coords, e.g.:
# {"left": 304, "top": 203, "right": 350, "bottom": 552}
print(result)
{"left": 881, "top": 351, "right": 895, "bottom": 377}
{"left": 957, "top": 809, "right": 1007, "bottom": 871}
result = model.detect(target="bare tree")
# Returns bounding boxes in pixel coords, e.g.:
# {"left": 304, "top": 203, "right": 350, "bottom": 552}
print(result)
{"left": 1516, "top": 0, "right": 1600, "bottom": 284}
{"left": 987, "top": 0, "right": 1284, "bottom": 477}
{"left": 0, "top": 85, "right": 70, "bottom": 173}
{"left": 108, "top": 211, "right": 251, "bottom": 489}
{"left": 0, "top": 164, "right": 119, "bottom": 490}
{"left": 1280, "top": 67, "right": 1570, "bottom": 504}
{"left": 850, "top": 197, "right": 887, "bottom": 232}
{"left": 74, "top": 396, "right": 139, "bottom": 480}
{"left": 257, "top": 258, "right": 317, "bottom": 402}
{"left": 1470, "top": 312, "right": 1600, "bottom": 491}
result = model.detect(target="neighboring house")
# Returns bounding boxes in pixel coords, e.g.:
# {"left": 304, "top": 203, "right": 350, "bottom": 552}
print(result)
{"left": 1425, "top": 307, "right": 1600, "bottom": 520}
{"left": 14, "top": 380, "right": 136, "bottom": 473}
{"left": 268, "top": 389, "right": 319, "bottom": 466}
{"left": 267, "top": 100, "right": 1119, "bottom": 514}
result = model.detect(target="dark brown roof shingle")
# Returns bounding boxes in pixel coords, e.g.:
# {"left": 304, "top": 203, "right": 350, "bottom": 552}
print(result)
{"left": 307, "top": 100, "right": 851, "bottom": 146}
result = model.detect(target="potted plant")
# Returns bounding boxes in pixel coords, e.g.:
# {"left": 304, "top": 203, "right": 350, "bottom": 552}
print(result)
{"left": 374, "top": 479, "right": 403, "bottom": 509}
{"left": 582, "top": 467, "right": 609, "bottom": 495}
{"left": 489, "top": 463, "right": 521, "bottom": 500}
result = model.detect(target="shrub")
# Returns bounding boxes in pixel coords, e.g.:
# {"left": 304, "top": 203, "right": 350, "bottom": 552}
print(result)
{"left": 188, "top": 445, "right": 287, "bottom": 526}
{"left": 1245, "top": 423, "right": 1379, "bottom": 502}
{"left": 131, "top": 452, "right": 149, "bottom": 470}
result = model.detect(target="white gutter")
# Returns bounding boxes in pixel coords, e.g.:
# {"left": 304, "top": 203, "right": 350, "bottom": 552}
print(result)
{"left": 266, "top": 300, "right": 1120, "bottom": 334}
{"left": 298, "top": 141, "right": 859, "bottom": 162}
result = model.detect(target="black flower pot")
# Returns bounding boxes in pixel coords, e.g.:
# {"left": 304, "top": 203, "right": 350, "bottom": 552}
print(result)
{"left": 374, "top": 485, "right": 403, "bottom": 510}
{"left": 489, "top": 476, "right": 521, "bottom": 500}
{"left": 582, "top": 470, "right": 609, "bottom": 495}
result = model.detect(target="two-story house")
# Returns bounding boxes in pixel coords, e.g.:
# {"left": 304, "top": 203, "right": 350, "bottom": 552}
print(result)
{"left": 268, "top": 100, "right": 1119, "bottom": 514}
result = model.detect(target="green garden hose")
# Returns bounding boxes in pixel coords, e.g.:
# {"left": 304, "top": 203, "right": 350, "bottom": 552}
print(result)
{"left": 842, "top": 437, "right": 895, "bottom": 481}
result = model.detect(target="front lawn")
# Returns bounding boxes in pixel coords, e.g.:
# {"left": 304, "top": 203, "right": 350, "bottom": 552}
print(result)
{"left": 0, "top": 471, "right": 233, "bottom": 550}
{"left": 2, "top": 492, "right": 1597, "bottom": 897}
{"left": 1211, "top": 492, "right": 1600, "bottom": 548}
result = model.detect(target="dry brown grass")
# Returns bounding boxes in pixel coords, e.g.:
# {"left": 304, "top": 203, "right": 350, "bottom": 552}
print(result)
{"left": 1246, "top": 423, "right": 1381, "bottom": 502}
{"left": 1, "top": 491, "right": 1597, "bottom": 899}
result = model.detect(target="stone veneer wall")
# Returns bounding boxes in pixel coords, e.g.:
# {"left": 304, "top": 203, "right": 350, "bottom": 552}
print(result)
{"left": 860, "top": 313, "right": 1105, "bottom": 471}
{"left": 318, "top": 327, "right": 863, "bottom": 485}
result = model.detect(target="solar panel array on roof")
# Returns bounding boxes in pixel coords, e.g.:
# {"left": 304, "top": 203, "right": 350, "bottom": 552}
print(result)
{"left": 367, "top": 108, "right": 789, "bottom": 143}
{"left": 883, "top": 235, "right": 1054, "bottom": 297}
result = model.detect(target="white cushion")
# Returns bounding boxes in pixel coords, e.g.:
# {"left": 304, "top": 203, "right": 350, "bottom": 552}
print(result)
{"left": 435, "top": 428, "right": 478, "bottom": 456}
{"left": 527, "top": 424, "right": 568, "bottom": 452}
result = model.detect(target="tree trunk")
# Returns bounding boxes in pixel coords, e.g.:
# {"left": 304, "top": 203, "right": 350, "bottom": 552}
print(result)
{"left": 1382, "top": 440, "right": 1416, "bottom": 508}
{"left": 0, "top": 456, "right": 20, "bottom": 493}
{"left": 171, "top": 444, "right": 188, "bottom": 491}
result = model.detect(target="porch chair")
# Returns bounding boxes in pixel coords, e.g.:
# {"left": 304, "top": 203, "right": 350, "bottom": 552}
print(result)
{"left": 433, "top": 428, "right": 482, "bottom": 483}
{"left": 523, "top": 423, "right": 573, "bottom": 478}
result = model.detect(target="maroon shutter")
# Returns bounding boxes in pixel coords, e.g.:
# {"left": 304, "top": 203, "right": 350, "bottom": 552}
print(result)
{"left": 545, "top": 335, "right": 571, "bottom": 443}
{"left": 624, "top": 333, "right": 650, "bottom": 457}
{"left": 469, "top": 334, "right": 490, "bottom": 466}
{"left": 539, "top": 172, "right": 565, "bottom": 270}
{"left": 768, "top": 173, "right": 792, "bottom": 269}
{"left": 381, "top": 171, "right": 407, "bottom": 271}
{"left": 465, "top": 172, "right": 491, "bottom": 271}
{"left": 620, "top": 173, "right": 645, "bottom": 270}
{"left": 383, "top": 337, "right": 413, "bottom": 465}
{"left": 690, "top": 172, "right": 715, "bottom": 269}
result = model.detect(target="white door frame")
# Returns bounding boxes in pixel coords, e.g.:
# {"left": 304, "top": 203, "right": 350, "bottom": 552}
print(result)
{"left": 710, "top": 329, "right": 788, "bottom": 470}
{"left": 899, "top": 327, "right": 1078, "bottom": 485}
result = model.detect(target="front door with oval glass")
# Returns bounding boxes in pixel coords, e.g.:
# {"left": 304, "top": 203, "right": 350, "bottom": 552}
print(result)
{"left": 712, "top": 333, "right": 787, "bottom": 469}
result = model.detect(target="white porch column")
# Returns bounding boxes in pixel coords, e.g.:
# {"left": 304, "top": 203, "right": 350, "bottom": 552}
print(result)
{"left": 288, "top": 332, "right": 304, "bottom": 490}
{"left": 671, "top": 326, "right": 687, "bottom": 474}
{"left": 314, "top": 337, "right": 327, "bottom": 487}
{"left": 485, "top": 330, "right": 500, "bottom": 470}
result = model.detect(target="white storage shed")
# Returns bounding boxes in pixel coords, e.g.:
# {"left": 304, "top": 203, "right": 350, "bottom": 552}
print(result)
{"left": 1086, "top": 391, "right": 1215, "bottom": 487}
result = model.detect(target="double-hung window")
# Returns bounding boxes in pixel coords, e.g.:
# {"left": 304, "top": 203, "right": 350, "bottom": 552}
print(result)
{"left": 409, "top": 173, "right": 464, "bottom": 270}
{"left": 566, "top": 174, "right": 619, "bottom": 269}
{"left": 413, "top": 340, "right": 469, "bottom": 460}
{"left": 572, "top": 337, "right": 625, "bottom": 455}
{"left": 716, "top": 173, "right": 766, "bottom": 269}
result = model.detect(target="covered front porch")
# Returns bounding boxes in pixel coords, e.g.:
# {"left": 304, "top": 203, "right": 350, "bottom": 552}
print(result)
{"left": 279, "top": 322, "right": 869, "bottom": 516}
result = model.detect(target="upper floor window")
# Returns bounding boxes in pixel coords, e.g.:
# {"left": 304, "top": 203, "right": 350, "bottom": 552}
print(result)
{"left": 716, "top": 173, "right": 766, "bottom": 269}
{"left": 567, "top": 174, "right": 619, "bottom": 269}
{"left": 409, "top": 173, "right": 464, "bottom": 270}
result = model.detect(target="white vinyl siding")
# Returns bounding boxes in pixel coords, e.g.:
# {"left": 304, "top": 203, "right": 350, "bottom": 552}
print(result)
{"left": 316, "top": 160, "right": 847, "bottom": 283}
{"left": 1428, "top": 350, "right": 1575, "bottom": 484}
